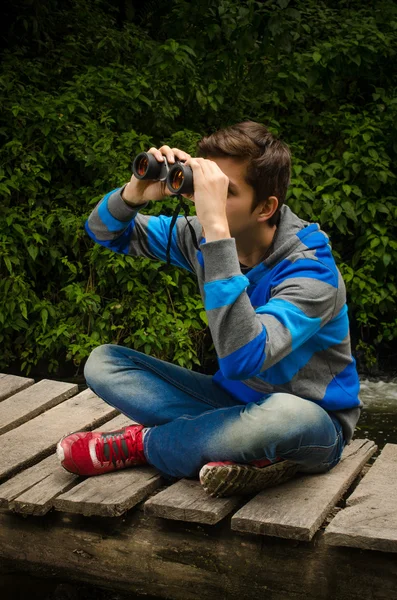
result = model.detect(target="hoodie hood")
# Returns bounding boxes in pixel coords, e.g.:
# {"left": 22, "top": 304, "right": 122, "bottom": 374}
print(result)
{"left": 263, "top": 204, "right": 329, "bottom": 270}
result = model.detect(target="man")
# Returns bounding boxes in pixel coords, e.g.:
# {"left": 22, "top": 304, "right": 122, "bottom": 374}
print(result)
{"left": 57, "top": 121, "right": 362, "bottom": 497}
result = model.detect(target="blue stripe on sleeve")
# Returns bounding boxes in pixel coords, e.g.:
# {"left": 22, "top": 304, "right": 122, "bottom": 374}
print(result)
{"left": 146, "top": 215, "right": 193, "bottom": 271}
{"left": 85, "top": 220, "right": 134, "bottom": 254}
{"left": 204, "top": 275, "right": 249, "bottom": 311}
{"left": 218, "top": 326, "right": 267, "bottom": 380}
{"left": 97, "top": 190, "right": 128, "bottom": 232}
{"left": 256, "top": 298, "right": 322, "bottom": 351}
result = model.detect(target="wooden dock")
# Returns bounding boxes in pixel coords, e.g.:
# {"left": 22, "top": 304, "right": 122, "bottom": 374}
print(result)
{"left": 0, "top": 373, "right": 396, "bottom": 600}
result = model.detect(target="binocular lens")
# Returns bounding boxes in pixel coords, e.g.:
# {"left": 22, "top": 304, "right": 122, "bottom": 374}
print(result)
{"left": 137, "top": 156, "right": 149, "bottom": 177}
{"left": 171, "top": 168, "right": 184, "bottom": 191}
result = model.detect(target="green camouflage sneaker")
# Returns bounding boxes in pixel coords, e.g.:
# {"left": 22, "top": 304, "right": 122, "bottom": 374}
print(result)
{"left": 199, "top": 459, "right": 299, "bottom": 498}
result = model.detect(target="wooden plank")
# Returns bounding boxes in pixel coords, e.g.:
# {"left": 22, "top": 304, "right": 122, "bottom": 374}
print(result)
{"left": 144, "top": 478, "right": 242, "bottom": 524}
{"left": 324, "top": 443, "right": 397, "bottom": 553}
{"left": 0, "top": 379, "right": 78, "bottom": 435}
{"left": 0, "top": 413, "right": 137, "bottom": 515}
{"left": 231, "top": 439, "right": 377, "bottom": 541}
{"left": 0, "top": 454, "right": 60, "bottom": 508}
{"left": 0, "top": 389, "right": 118, "bottom": 482}
{"left": 0, "top": 373, "right": 34, "bottom": 402}
{"left": 54, "top": 466, "right": 162, "bottom": 517}
{"left": 11, "top": 464, "right": 78, "bottom": 516}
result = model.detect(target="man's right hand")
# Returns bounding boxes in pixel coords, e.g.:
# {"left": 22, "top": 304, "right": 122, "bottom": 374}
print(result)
{"left": 122, "top": 145, "right": 191, "bottom": 206}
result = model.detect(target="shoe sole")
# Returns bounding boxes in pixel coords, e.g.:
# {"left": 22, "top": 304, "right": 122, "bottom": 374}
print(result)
{"left": 199, "top": 460, "right": 299, "bottom": 498}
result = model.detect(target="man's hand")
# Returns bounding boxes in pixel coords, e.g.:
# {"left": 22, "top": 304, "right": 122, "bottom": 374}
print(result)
{"left": 184, "top": 157, "right": 231, "bottom": 242}
{"left": 122, "top": 145, "right": 191, "bottom": 206}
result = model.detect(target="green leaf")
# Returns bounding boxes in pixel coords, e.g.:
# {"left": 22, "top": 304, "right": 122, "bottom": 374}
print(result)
{"left": 28, "top": 246, "right": 39, "bottom": 261}
{"left": 41, "top": 308, "right": 48, "bottom": 329}
{"left": 199, "top": 311, "right": 208, "bottom": 325}
{"left": 383, "top": 253, "right": 391, "bottom": 267}
{"left": 342, "top": 184, "right": 351, "bottom": 196}
{"left": 369, "top": 149, "right": 378, "bottom": 160}
{"left": 312, "top": 52, "right": 322, "bottom": 63}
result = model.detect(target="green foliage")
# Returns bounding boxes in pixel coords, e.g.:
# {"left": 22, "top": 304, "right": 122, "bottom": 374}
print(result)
{"left": 1, "top": 0, "right": 396, "bottom": 374}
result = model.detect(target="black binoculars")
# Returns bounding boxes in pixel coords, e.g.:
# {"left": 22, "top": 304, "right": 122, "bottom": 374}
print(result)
{"left": 132, "top": 152, "right": 194, "bottom": 195}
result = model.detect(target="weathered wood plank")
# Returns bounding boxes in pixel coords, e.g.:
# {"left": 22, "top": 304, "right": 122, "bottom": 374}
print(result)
{"left": 0, "top": 413, "right": 137, "bottom": 515}
{"left": 144, "top": 478, "right": 242, "bottom": 524}
{"left": 11, "top": 466, "right": 78, "bottom": 516}
{"left": 0, "top": 373, "right": 34, "bottom": 402}
{"left": 0, "top": 379, "right": 78, "bottom": 435}
{"left": 54, "top": 466, "right": 162, "bottom": 517}
{"left": 0, "top": 454, "right": 60, "bottom": 508}
{"left": 0, "top": 389, "right": 118, "bottom": 482}
{"left": 231, "top": 438, "right": 377, "bottom": 541}
{"left": 324, "top": 443, "right": 397, "bottom": 553}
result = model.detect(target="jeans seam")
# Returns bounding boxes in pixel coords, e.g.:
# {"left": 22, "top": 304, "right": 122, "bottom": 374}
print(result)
{"left": 143, "top": 426, "right": 154, "bottom": 465}
{"left": 282, "top": 429, "right": 343, "bottom": 457}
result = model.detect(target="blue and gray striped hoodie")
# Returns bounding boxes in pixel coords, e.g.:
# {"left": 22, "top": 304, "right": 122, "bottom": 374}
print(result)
{"left": 86, "top": 186, "right": 362, "bottom": 443}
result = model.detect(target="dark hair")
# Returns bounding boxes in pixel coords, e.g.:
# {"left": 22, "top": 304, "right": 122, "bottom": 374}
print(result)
{"left": 197, "top": 121, "right": 291, "bottom": 226}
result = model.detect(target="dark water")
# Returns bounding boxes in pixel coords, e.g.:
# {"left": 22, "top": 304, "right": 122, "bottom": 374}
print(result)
{"left": 1, "top": 378, "right": 397, "bottom": 599}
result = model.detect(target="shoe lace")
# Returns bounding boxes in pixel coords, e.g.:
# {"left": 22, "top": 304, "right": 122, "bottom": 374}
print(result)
{"left": 95, "top": 430, "right": 137, "bottom": 466}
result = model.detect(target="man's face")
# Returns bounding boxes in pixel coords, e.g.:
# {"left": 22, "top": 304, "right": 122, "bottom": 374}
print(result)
{"left": 208, "top": 156, "right": 258, "bottom": 238}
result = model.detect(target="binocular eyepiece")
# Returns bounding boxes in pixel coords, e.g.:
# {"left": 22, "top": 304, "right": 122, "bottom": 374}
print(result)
{"left": 132, "top": 152, "right": 193, "bottom": 195}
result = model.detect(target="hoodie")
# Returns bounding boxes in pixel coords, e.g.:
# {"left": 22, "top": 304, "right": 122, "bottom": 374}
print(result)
{"left": 86, "top": 186, "right": 363, "bottom": 444}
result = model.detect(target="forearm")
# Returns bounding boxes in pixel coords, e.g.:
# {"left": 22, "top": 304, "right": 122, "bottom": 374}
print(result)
{"left": 200, "top": 238, "right": 266, "bottom": 379}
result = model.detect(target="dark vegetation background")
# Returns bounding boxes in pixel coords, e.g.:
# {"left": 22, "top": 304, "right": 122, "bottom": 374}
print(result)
{"left": 1, "top": 0, "right": 396, "bottom": 381}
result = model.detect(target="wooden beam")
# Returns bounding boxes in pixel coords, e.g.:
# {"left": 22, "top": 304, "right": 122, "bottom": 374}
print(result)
{"left": 0, "top": 507, "right": 396, "bottom": 600}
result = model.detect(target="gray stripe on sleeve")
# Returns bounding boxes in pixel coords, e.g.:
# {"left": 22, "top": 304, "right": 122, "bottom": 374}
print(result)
{"left": 207, "top": 294, "right": 264, "bottom": 360}
{"left": 107, "top": 187, "right": 148, "bottom": 222}
{"left": 257, "top": 313, "right": 292, "bottom": 370}
{"left": 200, "top": 238, "right": 242, "bottom": 281}
{"left": 87, "top": 206, "right": 124, "bottom": 241}
{"left": 127, "top": 214, "right": 157, "bottom": 259}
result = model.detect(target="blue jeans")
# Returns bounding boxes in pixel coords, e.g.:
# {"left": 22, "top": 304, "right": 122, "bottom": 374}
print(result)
{"left": 84, "top": 344, "right": 346, "bottom": 479}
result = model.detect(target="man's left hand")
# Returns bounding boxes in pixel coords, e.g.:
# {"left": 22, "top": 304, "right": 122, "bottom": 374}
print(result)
{"left": 183, "top": 157, "right": 231, "bottom": 242}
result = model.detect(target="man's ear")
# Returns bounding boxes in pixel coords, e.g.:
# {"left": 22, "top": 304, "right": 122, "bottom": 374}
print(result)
{"left": 257, "top": 196, "right": 279, "bottom": 223}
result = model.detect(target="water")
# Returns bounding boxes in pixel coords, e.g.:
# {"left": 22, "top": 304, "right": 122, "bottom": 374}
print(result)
{"left": 356, "top": 378, "right": 397, "bottom": 459}
{"left": 1, "top": 378, "right": 397, "bottom": 599}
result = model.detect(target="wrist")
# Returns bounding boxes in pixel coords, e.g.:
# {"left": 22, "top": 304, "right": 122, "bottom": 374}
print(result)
{"left": 121, "top": 183, "right": 146, "bottom": 207}
{"left": 202, "top": 221, "right": 231, "bottom": 242}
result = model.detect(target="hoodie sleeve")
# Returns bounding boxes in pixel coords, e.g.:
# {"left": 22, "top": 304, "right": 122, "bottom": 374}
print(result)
{"left": 85, "top": 186, "right": 194, "bottom": 272}
{"left": 201, "top": 237, "right": 339, "bottom": 381}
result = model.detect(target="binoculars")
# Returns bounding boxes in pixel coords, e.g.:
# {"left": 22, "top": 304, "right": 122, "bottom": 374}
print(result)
{"left": 132, "top": 152, "right": 194, "bottom": 195}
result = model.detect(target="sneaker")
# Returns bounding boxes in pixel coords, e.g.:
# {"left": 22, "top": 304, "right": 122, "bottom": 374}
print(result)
{"left": 199, "top": 458, "right": 298, "bottom": 498}
{"left": 56, "top": 425, "right": 146, "bottom": 476}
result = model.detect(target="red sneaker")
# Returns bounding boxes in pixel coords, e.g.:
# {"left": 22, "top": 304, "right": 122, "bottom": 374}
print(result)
{"left": 56, "top": 425, "right": 146, "bottom": 476}
{"left": 199, "top": 458, "right": 298, "bottom": 498}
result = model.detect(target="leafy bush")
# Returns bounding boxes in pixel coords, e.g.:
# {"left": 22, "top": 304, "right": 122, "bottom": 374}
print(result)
{"left": 1, "top": 0, "right": 396, "bottom": 376}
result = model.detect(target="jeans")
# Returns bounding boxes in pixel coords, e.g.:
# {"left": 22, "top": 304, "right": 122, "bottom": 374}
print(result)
{"left": 84, "top": 344, "right": 346, "bottom": 479}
